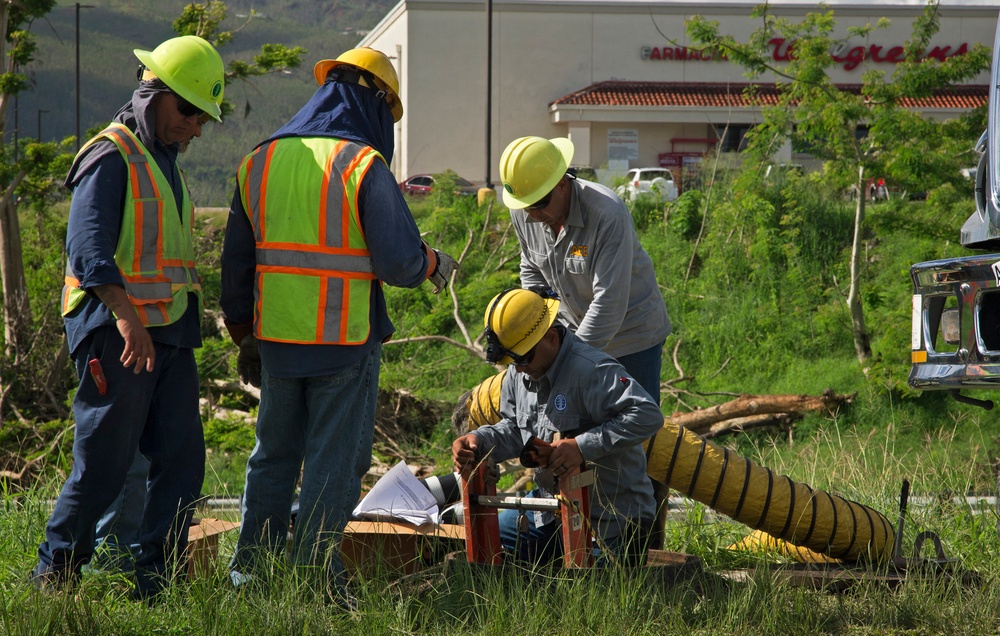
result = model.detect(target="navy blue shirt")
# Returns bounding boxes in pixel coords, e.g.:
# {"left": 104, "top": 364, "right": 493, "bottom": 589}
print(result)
{"left": 63, "top": 86, "right": 201, "bottom": 355}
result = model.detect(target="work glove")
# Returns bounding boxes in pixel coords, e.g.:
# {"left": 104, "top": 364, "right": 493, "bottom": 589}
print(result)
{"left": 429, "top": 249, "right": 458, "bottom": 294}
{"left": 237, "top": 334, "right": 262, "bottom": 388}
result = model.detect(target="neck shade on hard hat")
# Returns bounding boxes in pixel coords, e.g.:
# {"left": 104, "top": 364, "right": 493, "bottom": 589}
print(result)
{"left": 313, "top": 47, "right": 403, "bottom": 122}
{"left": 133, "top": 35, "right": 225, "bottom": 122}
{"left": 499, "top": 136, "right": 574, "bottom": 210}
{"left": 483, "top": 288, "right": 560, "bottom": 366}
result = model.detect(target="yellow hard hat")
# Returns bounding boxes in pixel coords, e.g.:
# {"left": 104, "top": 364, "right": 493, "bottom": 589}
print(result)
{"left": 134, "top": 35, "right": 225, "bottom": 122}
{"left": 499, "top": 136, "right": 574, "bottom": 209}
{"left": 483, "top": 288, "right": 559, "bottom": 366}
{"left": 313, "top": 47, "right": 403, "bottom": 122}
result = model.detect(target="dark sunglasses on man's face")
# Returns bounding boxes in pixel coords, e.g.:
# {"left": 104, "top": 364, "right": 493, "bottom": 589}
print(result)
{"left": 525, "top": 189, "right": 554, "bottom": 212}
{"left": 173, "top": 92, "right": 207, "bottom": 120}
{"left": 508, "top": 345, "right": 537, "bottom": 366}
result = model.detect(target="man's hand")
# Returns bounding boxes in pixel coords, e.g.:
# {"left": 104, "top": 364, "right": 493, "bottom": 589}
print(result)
{"left": 94, "top": 284, "right": 155, "bottom": 373}
{"left": 116, "top": 315, "right": 155, "bottom": 373}
{"left": 238, "top": 334, "right": 262, "bottom": 388}
{"left": 429, "top": 249, "right": 458, "bottom": 294}
{"left": 548, "top": 438, "right": 584, "bottom": 478}
{"left": 452, "top": 433, "right": 480, "bottom": 474}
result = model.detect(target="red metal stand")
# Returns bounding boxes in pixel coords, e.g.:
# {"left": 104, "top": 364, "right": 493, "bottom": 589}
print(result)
{"left": 461, "top": 461, "right": 594, "bottom": 568}
{"left": 461, "top": 462, "right": 502, "bottom": 565}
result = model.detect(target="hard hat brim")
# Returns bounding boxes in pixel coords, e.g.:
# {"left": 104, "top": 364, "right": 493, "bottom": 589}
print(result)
{"left": 313, "top": 58, "right": 404, "bottom": 121}
{"left": 502, "top": 137, "right": 574, "bottom": 210}
{"left": 134, "top": 48, "right": 223, "bottom": 122}
{"left": 494, "top": 296, "right": 560, "bottom": 366}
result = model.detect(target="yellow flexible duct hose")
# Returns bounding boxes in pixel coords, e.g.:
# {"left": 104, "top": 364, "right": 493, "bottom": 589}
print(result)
{"left": 463, "top": 371, "right": 895, "bottom": 563}
{"left": 728, "top": 529, "right": 839, "bottom": 564}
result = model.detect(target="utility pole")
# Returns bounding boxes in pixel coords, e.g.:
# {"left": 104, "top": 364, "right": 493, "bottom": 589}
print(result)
{"left": 484, "top": 0, "right": 493, "bottom": 189}
{"left": 75, "top": 3, "right": 95, "bottom": 151}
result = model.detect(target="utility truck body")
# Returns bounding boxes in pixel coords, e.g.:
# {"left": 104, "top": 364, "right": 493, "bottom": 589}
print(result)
{"left": 909, "top": 16, "right": 1000, "bottom": 408}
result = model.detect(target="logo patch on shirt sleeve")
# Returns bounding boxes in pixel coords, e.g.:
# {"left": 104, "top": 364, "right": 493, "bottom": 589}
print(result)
{"left": 554, "top": 394, "right": 568, "bottom": 411}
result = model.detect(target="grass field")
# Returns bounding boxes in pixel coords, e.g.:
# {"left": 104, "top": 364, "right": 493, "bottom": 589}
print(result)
{"left": 5, "top": 393, "right": 998, "bottom": 635}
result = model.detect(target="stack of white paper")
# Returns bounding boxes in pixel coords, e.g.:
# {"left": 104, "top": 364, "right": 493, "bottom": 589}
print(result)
{"left": 352, "top": 460, "right": 441, "bottom": 525}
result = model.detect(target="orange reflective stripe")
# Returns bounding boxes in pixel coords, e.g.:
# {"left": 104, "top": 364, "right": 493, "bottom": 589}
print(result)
{"left": 104, "top": 126, "right": 164, "bottom": 276}
{"left": 339, "top": 145, "right": 374, "bottom": 245}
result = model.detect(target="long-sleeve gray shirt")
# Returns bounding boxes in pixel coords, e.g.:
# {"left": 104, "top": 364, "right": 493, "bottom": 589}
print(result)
{"left": 471, "top": 328, "right": 661, "bottom": 540}
{"left": 510, "top": 177, "right": 670, "bottom": 358}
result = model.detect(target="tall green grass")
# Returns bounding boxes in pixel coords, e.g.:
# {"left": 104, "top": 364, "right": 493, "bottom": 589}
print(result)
{"left": 5, "top": 402, "right": 999, "bottom": 634}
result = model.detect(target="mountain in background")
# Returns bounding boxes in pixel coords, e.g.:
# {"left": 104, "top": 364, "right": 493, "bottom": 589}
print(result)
{"left": 18, "top": 0, "right": 397, "bottom": 206}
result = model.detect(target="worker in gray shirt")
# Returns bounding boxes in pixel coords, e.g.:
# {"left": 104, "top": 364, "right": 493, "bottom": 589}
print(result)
{"left": 499, "top": 136, "right": 670, "bottom": 404}
{"left": 452, "top": 288, "right": 662, "bottom": 566}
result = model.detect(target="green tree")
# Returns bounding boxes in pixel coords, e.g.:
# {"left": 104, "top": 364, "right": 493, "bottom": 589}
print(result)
{"left": 172, "top": 1, "right": 306, "bottom": 119}
{"left": 687, "top": 1, "right": 989, "bottom": 362}
{"left": 0, "top": 1, "right": 306, "bottom": 421}
{"left": 0, "top": 0, "right": 59, "bottom": 363}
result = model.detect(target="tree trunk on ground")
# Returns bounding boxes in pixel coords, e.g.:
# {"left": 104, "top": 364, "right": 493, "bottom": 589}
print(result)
{"left": 848, "top": 166, "right": 872, "bottom": 363}
{"left": 669, "top": 389, "right": 854, "bottom": 435}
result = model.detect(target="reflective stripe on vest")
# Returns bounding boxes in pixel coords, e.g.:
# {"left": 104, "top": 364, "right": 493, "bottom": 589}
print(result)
{"left": 61, "top": 123, "right": 201, "bottom": 326}
{"left": 239, "top": 137, "right": 381, "bottom": 345}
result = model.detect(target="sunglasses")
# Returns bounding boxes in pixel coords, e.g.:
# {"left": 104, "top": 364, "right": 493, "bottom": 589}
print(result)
{"left": 173, "top": 92, "right": 209, "bottom": 122}
{"left": 525, "top": 189, "right": 553, "bottom": 211}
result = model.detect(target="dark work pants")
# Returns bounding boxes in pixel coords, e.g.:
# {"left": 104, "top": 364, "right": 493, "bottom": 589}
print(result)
{"left": 35, "top": 325, "right": 204, "bottom": 595}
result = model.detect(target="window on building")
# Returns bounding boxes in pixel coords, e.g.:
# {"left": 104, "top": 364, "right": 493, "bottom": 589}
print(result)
{"left": 714, "top": 124, "right": 754, "bottom": 152}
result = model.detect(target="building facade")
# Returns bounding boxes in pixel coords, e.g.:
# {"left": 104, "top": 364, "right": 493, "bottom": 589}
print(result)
{"left": 360, "top": 0, "right": 997, "bottom": 187}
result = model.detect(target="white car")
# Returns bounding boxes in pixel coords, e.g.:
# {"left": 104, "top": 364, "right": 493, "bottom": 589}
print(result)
{"left": 615, "top": 168, "right": 679, "bottom": 202}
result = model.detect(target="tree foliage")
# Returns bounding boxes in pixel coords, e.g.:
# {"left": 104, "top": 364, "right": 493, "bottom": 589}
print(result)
{"left": 172, "top": 1, "right": 306, "bottom": 120}
{"left": 0, "top": 1, "right": 306, "bottom": 422}
{"left": 686, "top": 1, "right": 989, "bottom": 362}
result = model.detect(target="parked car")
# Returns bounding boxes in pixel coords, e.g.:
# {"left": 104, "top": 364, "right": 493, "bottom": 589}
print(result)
{"left": 615, "top": 168, "right": 679, "bottom": 202}
{"left": 399, "top": 173, "right": 480, "bottom": 197}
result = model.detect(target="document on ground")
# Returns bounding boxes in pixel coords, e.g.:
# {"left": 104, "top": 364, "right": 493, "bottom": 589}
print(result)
{"left": 352, "top": 460, "right": 440, "bottom": 525}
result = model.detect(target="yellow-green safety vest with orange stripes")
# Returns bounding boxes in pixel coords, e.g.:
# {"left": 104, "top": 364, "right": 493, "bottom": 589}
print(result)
{"left": 61, "top": 123, "right": 202, "bottom": 326}
{"left": 238, "top": 136, "right": 382, "bottom": 345}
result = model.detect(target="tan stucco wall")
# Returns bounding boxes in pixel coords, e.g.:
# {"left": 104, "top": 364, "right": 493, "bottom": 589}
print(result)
{"left": 362, "top": 0, "right": 997, "bottom": 188}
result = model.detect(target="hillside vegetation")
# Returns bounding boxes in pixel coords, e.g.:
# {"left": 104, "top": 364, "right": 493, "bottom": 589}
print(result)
{"left": 19, "top": 0, "right": 394, "bottom": 206}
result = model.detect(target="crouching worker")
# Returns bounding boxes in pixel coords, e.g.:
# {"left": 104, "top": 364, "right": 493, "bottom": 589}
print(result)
{"left": 451, "top": 288, "right": 662, "bottom": 566}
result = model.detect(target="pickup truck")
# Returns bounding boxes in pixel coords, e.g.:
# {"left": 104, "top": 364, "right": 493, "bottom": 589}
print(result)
{"left": 908, "top": 18, "right": 1000, "bottom": 410}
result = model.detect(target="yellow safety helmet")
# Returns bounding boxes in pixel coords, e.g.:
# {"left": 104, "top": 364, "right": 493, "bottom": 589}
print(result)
{"left": 483, "top": 288, "right": 559, "bottom": 366}
{"left": 499, "top": 136, "right": 574, "bottom": 210}
{"left": 313, "top": 47, "right": 403, "bottom": 122}
{"left": 134, "top": 35, "right": 225, "bottom": 122}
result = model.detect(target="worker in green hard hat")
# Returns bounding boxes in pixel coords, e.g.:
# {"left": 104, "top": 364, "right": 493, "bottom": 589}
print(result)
{"left": 32, "top": 35, "right": 224, "bottom": 602}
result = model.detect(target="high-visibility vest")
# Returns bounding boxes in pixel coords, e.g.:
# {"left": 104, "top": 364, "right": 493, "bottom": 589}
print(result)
{"left": 61, "top": 123, "right": 202, "bottom": 326}
{"left": 238, "top": 137, "right": 382, "bottom": 345}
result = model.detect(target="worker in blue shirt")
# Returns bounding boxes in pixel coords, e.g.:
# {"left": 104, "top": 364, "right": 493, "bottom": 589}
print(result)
{"left": 31, "top": 36, "right": 224, "bottom": 600}
{"left": 221, "top": 47, "right": 457, "bottom": 607}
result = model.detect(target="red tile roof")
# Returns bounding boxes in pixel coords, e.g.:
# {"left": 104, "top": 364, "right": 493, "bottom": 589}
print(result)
{"left": 550, "top": 81, "right": 988, "bottom": 110}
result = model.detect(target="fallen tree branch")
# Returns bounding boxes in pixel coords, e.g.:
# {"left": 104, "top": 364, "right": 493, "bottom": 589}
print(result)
{"left": 670, "top": 389, "right": 855, "bottom": 435}
{"left": 702, "top": 412, "right": 801, "bottom": 438}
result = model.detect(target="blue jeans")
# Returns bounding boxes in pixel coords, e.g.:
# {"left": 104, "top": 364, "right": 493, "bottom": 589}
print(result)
{"left": 90, "top": 450, "right": 150, "bottom": 573}
{"left": 498, "top": 490, "right": 652, "bottom": 567}
{"left": 616, "top": 340, "right": 665, "bottom": 405}
{"left": 498, "top": 491, "right": 561, "bottom": 564}
{"left": 231, "top": 343, "right": 380, "bottom": 584}
{"left": 35, "top": 326, "right": 204, "bottom": 594}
